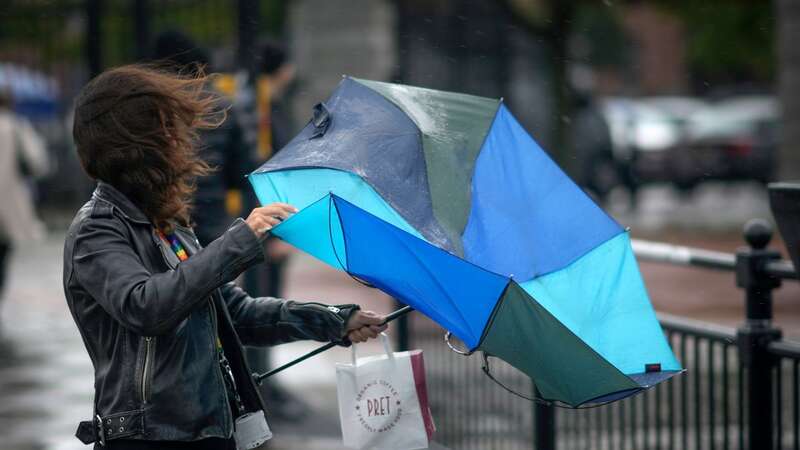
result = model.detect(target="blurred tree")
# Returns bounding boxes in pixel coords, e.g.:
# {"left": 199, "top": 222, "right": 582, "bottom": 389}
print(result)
{"left": 653, "top": 0, "right": 774, "bottom": 92}
{"left": 0, "top": 1, "right": 85, "bottom": 71}
{"left": 0, "top": 0, "right": 288, "bottom": 77}
{"left": 571, "top": 4, "right": 631, "bottom": 69}
{"left": 499, "top": 0, "right": 575, "bottom": 169}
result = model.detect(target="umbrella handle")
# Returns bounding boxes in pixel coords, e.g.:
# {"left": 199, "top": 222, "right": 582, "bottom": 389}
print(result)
{"left": 253, "top": 305, "right": 414, "bottom": 384}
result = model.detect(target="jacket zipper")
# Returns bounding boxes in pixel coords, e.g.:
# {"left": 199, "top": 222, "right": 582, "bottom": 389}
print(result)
{"left": 152, "top": 230, "right": 232, "bottom": 427}
{"left": 138, "top": 231, "right": 169, "bottom": 405}
{"left": 141, "top": 336, "right": 154, "bottom": 403}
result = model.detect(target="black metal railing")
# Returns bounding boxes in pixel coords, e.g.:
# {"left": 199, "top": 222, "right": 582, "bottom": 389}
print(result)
{"left": 408, "top": 219, "right": 800, "bottom": 449}
{"left": 770, "top": 339, "right": 800, "bottom": 449}
{"left": 554, "top": 316, "right": 745, "bottom": 450}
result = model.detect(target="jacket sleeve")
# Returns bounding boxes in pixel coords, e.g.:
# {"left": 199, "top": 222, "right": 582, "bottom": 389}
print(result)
{"left": 72, "top": 216, "right": 264, "bottom": 336}
{"left": 220, "top": 281, "right": 360, "bottom": 346}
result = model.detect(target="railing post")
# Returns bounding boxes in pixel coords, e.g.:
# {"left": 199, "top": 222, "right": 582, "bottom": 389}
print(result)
{"left": 533, "top": 388, "right": 555, "bottom": 450}
{"left": 735, "top": 219, "right": 782, "bottom": 449}
{"left": 237, "top": 0, "right": 259, "bottom": 76}
{"left": 86, "top": 0, "right": 103, "bottom": 78}
{"left": 132, "top": 0, "right": 150, "bottom": 61}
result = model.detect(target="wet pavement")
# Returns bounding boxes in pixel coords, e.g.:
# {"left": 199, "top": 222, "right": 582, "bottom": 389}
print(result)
{"left": 0, "top": 232, "right": 93, "bottom": 450}
{"left": 611, "top": 181, "right": 774, "bottom": 232}
{"left": 0, "top": 181, "right": 798, "bottom": 449}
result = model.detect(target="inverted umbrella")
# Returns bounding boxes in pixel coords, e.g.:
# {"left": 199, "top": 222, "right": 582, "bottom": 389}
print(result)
{"left": 249, "top": 77, "right": 682, "bottom": 407}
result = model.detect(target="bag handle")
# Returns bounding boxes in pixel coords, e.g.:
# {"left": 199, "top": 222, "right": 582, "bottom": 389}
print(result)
{"left": 379, "top": 332, "right": 394, "bottom": 359}
{"left": 349, "top": 332, "right": 395, "bottom": 366}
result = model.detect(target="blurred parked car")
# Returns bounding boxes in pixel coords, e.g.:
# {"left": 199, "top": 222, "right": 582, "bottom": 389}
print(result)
{"left": 575, "top": 96, "right": 701, "bottom": 199}
{"left": 575, "top": 95, "right": 778, "bottom": 201}
{"left": 676, "top": 96, "right": 779, "bottom": 188}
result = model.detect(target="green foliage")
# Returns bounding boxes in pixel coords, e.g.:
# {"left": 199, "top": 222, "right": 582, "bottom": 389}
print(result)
{"left": 572, "top": 3, "right": 631, "bottom": 68}
{"left": 0, "top": 1, "right": 86, "bottom": 66}
{"left": 0, "top": 0, "right": 287, "bottom": 70}
{"left": 655, "top": 1, "right": 775, "bottom": 82}
{"left": 261, "top": 0, "right": 287, "bottom": 35}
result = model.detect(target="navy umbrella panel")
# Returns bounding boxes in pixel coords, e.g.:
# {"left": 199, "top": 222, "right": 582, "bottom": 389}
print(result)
{"left": 249, "top": 77, "right": 682, "bottom": 407}
{"left": 260, "top": 78, "right": 454, "bottom": 252}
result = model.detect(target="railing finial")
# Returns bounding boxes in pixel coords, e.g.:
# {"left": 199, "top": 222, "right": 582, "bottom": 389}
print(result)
{"left": 743, "top": 218, "right": 772, "bottom": 250}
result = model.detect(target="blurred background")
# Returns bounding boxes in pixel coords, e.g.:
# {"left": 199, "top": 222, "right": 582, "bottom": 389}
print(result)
{"left": 0, "top": 1, "right": 798, "bottom": 449}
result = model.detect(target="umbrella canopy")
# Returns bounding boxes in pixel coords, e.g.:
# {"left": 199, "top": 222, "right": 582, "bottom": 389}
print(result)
{"left": 249, "top": 77, "right": 682, "bottom": 407}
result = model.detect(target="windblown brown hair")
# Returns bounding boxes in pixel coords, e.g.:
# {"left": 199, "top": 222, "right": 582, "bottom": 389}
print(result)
{"left": 73, "top": 64, "right": 222, "bottom": 232}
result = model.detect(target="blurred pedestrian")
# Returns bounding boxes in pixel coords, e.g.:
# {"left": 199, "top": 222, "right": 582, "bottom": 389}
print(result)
{"left": 238, "top": 39, "right": 297, "bottom": 270}
{"left": 65, "top": 64, "right": 387, "bottom": 449}
{"left": 251, "top": 40, "right": 296, "bottom": 163}
{"left": 237, "top": 40, "right": 304, "bottom": 418}
{"left": 0, "top": 88, "right": 48, "bottom": 312}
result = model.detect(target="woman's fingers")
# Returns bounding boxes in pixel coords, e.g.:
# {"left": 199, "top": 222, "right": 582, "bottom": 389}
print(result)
{"left": 254, "top": 216, "right": 281, "bottom": 228}
{"left": 248, "top": 216, "right": 280, "bottom": 236}
{"left": 348, "top": 329, "right": 367, "bottom": 343}
{"left": 346, "top": 310, "right": 386, "bottom": 331}
{"left": 258, "top": 203, "right": 298, "bottom": 220}
{"left": 268, "top": 202, "right": 297, "bottom": 212}
{"left": 369, "top": 324, "right": 387, "bottom": 334}
{"left": 363, "top": 326, "right": 380, "bottom": 339}
{"left": 344, "top": 310, "right": 388, "bottom": 343}
{"left": 347, "top": 324, "right": 386, "bottom": 344}
{"left": 245, "top": 203, "right": 298, "bottom": 237}
{"left": 359, "top": 311, "right": 385, "bottom": 326}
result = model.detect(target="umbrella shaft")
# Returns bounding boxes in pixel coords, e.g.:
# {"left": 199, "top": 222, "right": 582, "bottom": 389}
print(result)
{"left": 254, "top": 305, "right": 414, "bottom": 383}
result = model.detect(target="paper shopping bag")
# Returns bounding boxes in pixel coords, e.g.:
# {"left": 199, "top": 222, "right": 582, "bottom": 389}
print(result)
{"left": 336, "top": 333, "right": 435, "bottom": 450}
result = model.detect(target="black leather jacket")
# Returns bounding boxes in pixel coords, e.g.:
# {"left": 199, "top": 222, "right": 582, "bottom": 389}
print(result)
{"left": 63, "top": 182, "right": 358, "bottom": 444}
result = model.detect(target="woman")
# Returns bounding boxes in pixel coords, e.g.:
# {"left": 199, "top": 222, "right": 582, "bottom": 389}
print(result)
{"left": 63, "top": 65, "right": 386, "bottom": 449}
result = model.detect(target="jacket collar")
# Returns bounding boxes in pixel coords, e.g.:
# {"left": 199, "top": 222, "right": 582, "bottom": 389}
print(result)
{"left": 92, "top": 181, "right": 152, "bottom": 225}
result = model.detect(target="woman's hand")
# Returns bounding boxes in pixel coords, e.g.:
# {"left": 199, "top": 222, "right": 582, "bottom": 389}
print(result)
{"left": 346, "top": 310, "right": 388, "bottom": 343}
{"left": 245, "top": 203, "right": 298, "bottom": 237}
